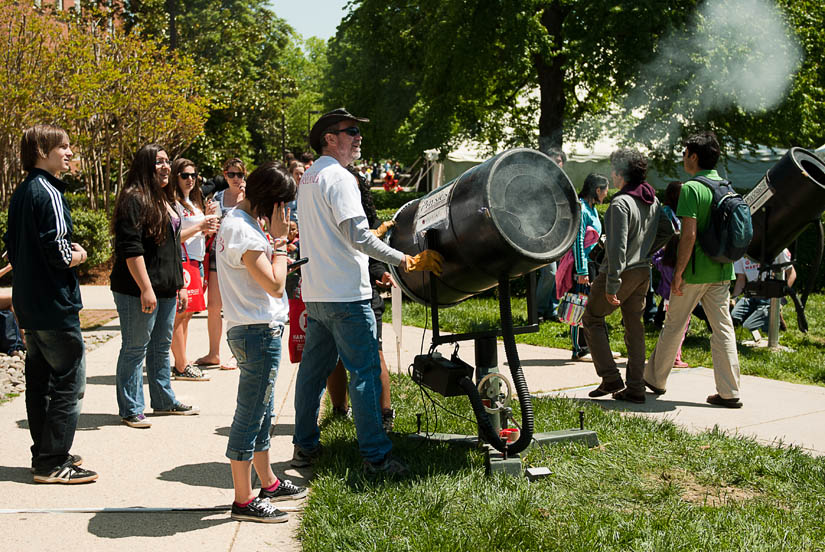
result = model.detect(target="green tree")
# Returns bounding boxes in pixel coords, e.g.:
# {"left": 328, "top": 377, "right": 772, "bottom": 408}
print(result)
{"left": 327, "top": 0, "right": 825, "bottom": 163}
{"left": 123, "top": 0, "right": 314, "bottom": 174}
{"left": 326, "top": 0, "right": 699, "bottom": 162}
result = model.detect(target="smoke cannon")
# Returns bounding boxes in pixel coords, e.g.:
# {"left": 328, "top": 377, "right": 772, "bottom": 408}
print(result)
{"left": 388, "top": 148, "right": 580, "bottom": 458}
{"left": 388, "top": 148, "right": 580, "bottom": 306}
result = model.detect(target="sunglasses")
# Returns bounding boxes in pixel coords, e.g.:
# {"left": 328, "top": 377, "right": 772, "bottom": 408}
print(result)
{"left": 180, "top": 173, "right": 198, "bottom": 180}
{"left": 225, "top": 171, "right": 245, "bottom": 179}
{"left": 328, "top": 126, "right": 361, "bottom": 137}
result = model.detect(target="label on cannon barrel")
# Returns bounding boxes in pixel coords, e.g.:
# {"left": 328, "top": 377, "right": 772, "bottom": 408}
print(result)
{"left": 745, "top": 175, "right": 774, "bottom": 215}
{"left": 413, "top": 185, "right": 451, "bottom": 237}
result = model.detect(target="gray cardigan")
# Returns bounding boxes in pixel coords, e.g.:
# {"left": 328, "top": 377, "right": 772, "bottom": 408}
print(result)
{"left": 599, "top": 193, "right": 664, "bottom": 295}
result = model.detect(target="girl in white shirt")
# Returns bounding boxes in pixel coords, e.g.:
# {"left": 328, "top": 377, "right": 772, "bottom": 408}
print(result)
{"left": 216, "top": 161, "right": 307, "bottom": 523}
{"left": 170, "top": 158, "right": 218, "bottom": 380}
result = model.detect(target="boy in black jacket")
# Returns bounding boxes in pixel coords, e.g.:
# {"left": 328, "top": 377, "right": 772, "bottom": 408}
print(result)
{"left": 5, "top": 125, "right": 98, "bottom": 483}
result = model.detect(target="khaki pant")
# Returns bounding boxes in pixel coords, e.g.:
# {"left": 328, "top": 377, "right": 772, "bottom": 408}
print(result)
{"left": 644, "top": 281, "right": 740, "bottom": 399}
{"left": 582, "top": 267, "right": 650, "bottom": 393}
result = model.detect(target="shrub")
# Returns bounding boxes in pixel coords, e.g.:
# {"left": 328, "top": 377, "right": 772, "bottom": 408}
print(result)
{"left": 71, "top": 209, "right": 113, "bottom": 270}
{"left": 371, "top": 190, "right": 425, "bottom": 210}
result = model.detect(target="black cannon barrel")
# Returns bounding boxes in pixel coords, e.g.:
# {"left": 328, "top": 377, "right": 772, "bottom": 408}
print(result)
{"left": 745, "top": 147, "right": 825, "bottom": 263}
{"left": 387, "top": 148, "right": 580, "bottom": 306}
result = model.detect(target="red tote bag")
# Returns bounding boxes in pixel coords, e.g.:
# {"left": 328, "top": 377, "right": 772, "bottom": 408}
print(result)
{"left": 182, "top": 245, "right": 206, "bottom": 313}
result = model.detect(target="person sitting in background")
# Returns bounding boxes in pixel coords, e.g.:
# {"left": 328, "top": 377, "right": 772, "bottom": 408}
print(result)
{"left": 731, "top": 248, "right": 795, "bottom": 343}
{"left": 170, "top": 158, "right": 219, "bottom": 381}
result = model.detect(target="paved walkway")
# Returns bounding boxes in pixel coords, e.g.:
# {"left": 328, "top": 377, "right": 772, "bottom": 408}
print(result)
{"left": 1, "top": 285, "right": 823, "bottom": 551}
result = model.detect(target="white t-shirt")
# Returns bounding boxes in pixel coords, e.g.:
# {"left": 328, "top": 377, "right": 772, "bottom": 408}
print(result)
{"left": 216, "top": 208, "right": 288, "bottom": 330}
{"left": 178, "top": 199, "right": 206, "bottom": 261}
{"left": 734, "top": 248, "right": 791, "bottom": 282}
{"left": 296, "top": 156, "right": 372, "bottom": 302}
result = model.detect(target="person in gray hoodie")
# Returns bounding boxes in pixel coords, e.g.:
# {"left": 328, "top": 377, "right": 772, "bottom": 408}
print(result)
{"left": 582, "top": 148, "right": 664, "bottom": 404}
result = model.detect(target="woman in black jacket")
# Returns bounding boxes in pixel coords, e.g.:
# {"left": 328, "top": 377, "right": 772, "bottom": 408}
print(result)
{"left": 110, "top": 144, "right": 199, "bottom": 428}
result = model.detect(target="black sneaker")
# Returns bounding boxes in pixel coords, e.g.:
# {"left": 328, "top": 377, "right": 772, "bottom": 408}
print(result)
{"left": 31, "top": 453, "right": 82, "bottom": 474}
{"left": 331, "top": 406, "right": 350, "bottom": 419}
{"left": 230, "top": 497, "right": 288, "bottom": 523}
{"left": 122, "top": 414, "right": 152, "bottom": 428}
{"left": 382, "top": 408, "right": 395, "bottom": 433}
{"left": 588, "top": 379, "right": 625, "bottom": 398}
{"left": 153, "top": 403, "right": 199, "bottom": 415}
{"left": 33, "top": 462, "right": 98, "bottom": 484}
{"left": 258, "top": 479, "right": 308, "bottom": 502}
{"left": 291, "top": 444, "right": 322, "bottom": 468}
{"left": 363, "top": 453, "right": 408, "bottom": 476}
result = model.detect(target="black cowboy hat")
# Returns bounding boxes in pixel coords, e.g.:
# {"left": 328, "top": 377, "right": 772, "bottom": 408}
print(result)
{"left": 309, "top": 108, "right": 369, "bottom": 154}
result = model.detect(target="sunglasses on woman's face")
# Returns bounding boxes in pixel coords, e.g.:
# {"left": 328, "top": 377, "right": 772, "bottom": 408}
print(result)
{"left": 226, "top": 171, "right": 245, "bottom": 179}
{"left": 180, "top": 173, "right": 197, "bottom": 180}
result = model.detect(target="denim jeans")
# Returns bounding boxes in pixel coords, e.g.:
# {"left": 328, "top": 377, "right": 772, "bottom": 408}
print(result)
{"left": 225, "top": 324, "right": 283, "bottom": 461}
{"left": 293, "top": 300, "right": 390, "bottom": 463}
{"left": 731, "top": 297, "right": 772, "bottom": 331}
{"left": 0, "top": 309, "right": 25, "bottom": 354}
{"left": 113, "top": 292, "right": 178, "bottom": 417}
{"left": 25, "top": 325, "right": 86, "bottom": 472}
{"left": 536, "top": 262, "right": 559, "bottom": 318}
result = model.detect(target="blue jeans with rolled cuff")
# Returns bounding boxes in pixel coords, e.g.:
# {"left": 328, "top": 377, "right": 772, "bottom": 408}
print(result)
{"left": 225, "top": 323, "right": 284, "bottom": 461}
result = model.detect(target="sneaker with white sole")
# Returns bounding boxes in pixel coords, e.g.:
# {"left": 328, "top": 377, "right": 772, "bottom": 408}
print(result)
{"left": 33, "top": 461, "right": 98, "bottom": 484}
{"left": 153, "top": 403, "right": 199, "bottom": 415}
{"left": 172, "top": 365, "right": 210, "bottom": 381}
{"left": 290, "top": 444, "right": 322, "bottom": 468}
{"left": 31, "top": 453, "right": 83, "bottom": 474}
{"left": 122, "top": 414, "right": 152, "bottom": 428}
{"left": 258, "top": 479, "right": 308, "bottom": 502}
{"left": 231, "top": 497, "right": 288, "bottom": 523}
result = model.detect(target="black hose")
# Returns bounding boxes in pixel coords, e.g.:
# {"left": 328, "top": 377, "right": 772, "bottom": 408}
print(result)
{"left": 458, "top": 376, "right": 504, "bottom": 448}
{"left": 494, "top": 277, "right": 534, "bottom": 455}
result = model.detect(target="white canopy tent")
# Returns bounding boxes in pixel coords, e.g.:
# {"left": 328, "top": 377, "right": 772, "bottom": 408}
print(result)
{"left": 426, "top": 139, "right": 794, "bottom": 192}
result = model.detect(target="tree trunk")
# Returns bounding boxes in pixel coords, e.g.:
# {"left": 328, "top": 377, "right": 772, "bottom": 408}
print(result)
{"left": 165, "top": 0, "right": 178, "bottom": 50}
{"left": 534, "top": 2, "right": 568, "bottom": 154}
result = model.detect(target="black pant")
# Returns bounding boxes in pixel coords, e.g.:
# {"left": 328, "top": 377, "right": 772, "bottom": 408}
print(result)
{"left": 25, "top": 326, "right": 86, "bottom": 472}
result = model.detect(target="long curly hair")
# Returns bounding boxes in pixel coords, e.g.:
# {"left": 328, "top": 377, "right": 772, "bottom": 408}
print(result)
{"left": 112, "top": 144, "right": 175, "bottom": 245}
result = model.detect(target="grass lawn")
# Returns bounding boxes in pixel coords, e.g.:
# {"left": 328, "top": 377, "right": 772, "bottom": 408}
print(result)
{"left": 384, "top": 291, "right": 825, "bottom": 387}
{"left": 299, "top": 375, "right": 825, "bottom": 551}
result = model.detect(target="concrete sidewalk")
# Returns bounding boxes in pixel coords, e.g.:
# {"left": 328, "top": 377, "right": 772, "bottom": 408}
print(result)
{"left": 1, "top": 285, "right": 824, "bottom": 551}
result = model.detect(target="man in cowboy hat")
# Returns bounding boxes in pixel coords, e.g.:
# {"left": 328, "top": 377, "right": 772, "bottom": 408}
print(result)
{"left": 292, "top": 108, "right": 443, "bottom": 475}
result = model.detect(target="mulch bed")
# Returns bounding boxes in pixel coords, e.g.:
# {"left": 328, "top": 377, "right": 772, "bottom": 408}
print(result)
{"left": 79, "top": 309, "right": 118, "bottom": 330}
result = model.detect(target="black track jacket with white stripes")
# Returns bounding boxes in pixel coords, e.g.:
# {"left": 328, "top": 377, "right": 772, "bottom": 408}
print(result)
{"left": 5, "top": 168, "right": 83, "bottom": 329}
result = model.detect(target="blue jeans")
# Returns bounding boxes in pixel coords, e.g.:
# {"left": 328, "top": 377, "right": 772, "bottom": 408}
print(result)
{"left": 731, "top": 297, "right": 773, "bottom": 331}
{"left": 536, "top": 262, "right": 559, "bottom": 318}
{"left": 293, "top": 300, "right": 390, "bottom": 463}
{"left": 225, "top": 324, "right": 283, "bottom": 461}
{"left": 25, "top": 326, "right": 86, "bottom": 472}
{"left": 113, "top": 292, "right": 178, "bottom": 417}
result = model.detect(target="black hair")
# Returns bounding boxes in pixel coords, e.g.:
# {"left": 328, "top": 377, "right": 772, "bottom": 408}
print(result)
{"left": 547, "top": 147, "right": 567, "bottom": 166}
{"left": 244, "top": 161, "right": 296, "bottom": 219}
{"left": 579, "top": 173, "right": 609, "bottom": 203}
{"left": 112, "top": 144, "right": 174, "bottom": 245}
{"left": 684, "top": 131, "right": 720, "bottom": 170}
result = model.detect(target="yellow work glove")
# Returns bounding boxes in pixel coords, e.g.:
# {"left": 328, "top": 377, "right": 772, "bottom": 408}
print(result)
{"left": 370, "top": 220, "right": 395, "bottom": 239}
{"left": 404, "top": 249, "right": 445, "bottom": 276}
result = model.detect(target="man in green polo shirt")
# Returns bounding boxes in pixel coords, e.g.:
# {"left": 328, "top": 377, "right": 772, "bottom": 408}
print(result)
{"left": 643, "top": 131, "right": 742, "bottom": 408}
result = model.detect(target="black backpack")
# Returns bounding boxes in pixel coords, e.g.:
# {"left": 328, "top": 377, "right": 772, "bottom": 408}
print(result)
{"left": 693, "top": 175, "right": 753, "bottom": 266}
